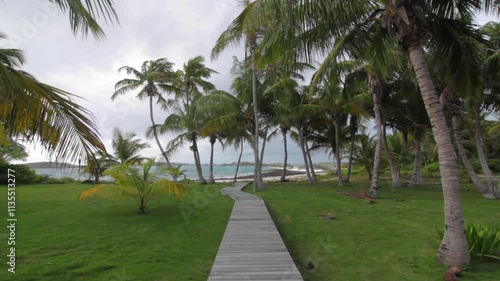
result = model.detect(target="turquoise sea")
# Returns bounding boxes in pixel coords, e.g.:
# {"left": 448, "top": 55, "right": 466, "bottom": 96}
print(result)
{"left": 33, "top": 164, "right": 280, "bottom": 181}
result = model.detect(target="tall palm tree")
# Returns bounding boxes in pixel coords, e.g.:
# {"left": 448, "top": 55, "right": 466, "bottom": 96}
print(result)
{"left": 212, "top": 0, "right": 267, "bottom": 191}
{"left": 112, "top": 59, "right": 177, "bottom": 168}
{"left": 174, "top": 55, "right": 218, "bottom": 107}
{"left": 0, "top": 34, "right": 105, "bottom": 162}
{"left": 111, "top": 127, "right": 149, "bottom": 165}
{"left": 150, "top": 101, "right": 206, "bottom": 184}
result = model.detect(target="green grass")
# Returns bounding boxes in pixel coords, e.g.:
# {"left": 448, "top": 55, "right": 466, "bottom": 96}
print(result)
{"left": 0, "top": 182, "right": 233, "bottom": 281}
{"left": 253, "top": 176, "right": 500, "bottom": 281}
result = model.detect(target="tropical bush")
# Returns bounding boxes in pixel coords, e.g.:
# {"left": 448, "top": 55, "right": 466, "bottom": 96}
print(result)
{"left": 79, "top": 159, "right": 188, "bottom": 213}
{"left": 438, "top": 223, "right": 500, "bottom": 260}
{"left": 0, "top": 164, "right": 37, "bottom": 184}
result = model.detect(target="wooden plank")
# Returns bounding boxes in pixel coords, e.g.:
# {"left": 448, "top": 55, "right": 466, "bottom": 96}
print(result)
{"left": 207, "top": 182, "right": 304, "bottom": 281}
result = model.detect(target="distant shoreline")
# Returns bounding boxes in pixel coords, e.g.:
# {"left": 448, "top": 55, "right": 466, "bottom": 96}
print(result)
{"left": 22, "top": 161, "right": 337, "bottom": 170}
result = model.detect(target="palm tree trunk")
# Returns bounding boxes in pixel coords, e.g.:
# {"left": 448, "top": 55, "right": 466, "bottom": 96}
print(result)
{"left": 259, "top": 127, "right": 269, "bottom": 176}
{"left": 383, "top": 125, "right": 401, "bottom": 188}
{"left": 251, "top": 47, "right": 264, "bottom": 191}
{"left": 299, "top": 133, "right": 312, "bottom": 183}
{"left": 208, "top": 137, "right": 215, "bottom": 184}
{"left": 306, "top": 142, "right": 317, "bottom": 182}
{"left": 192, "top": 139, "right": 206, "bottom": 184}
{"left": 344, "top": 115, "right": 358, "bottom": 182}
{"left": 408, "top": 44, "right": 469, "bottom": 267}
{"left": 368, "top": 73, "right": 383, "bottom": 198}
{"left": 149, "top": 96, "right": 178, "bottom": 183}
{"left": 452, "top": 115, "right": 493, "bottom": 198}
{"left": 280, "top": 130, "right": 288, "bottom": 182}
{"left": 233, "top": 142, "right": 244, "bottom": 183}
{"left": 474, "top": 105, "right": 496, "bottom": 196}
{"left": 409, "top": 136, "right": 424, "bottom": 187}
{"left": 334, "top": 120, "right": 343, "bottom": 186}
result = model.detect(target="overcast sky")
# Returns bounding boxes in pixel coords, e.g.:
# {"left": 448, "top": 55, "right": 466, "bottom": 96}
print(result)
{"left": 1, "top": 1, "right": 497, "bottom": 165}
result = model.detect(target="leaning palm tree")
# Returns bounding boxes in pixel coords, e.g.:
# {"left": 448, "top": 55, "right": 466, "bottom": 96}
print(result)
{"left": 149, "top": 101, "right": 207, "bottom": 184}
{"left": 112, "top": 59, "right": 178, "bottom": 168}
{"left": 79, "top": 158, "right": 188, "bottom": 214}
{"left": 111, "top": 128, "right": 149, "bottom": 165}
{"left": 0, "top": 34, "right": 105, "bottom": 162}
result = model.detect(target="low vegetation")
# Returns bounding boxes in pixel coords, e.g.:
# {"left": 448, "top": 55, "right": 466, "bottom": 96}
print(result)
{"left": 0, "top": 182, "right": 232, "bottom": 281}
{"left": 254, "top": 177, "right": 500, "bottom": 281}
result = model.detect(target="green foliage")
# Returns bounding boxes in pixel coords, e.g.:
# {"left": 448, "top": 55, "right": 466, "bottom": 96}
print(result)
{"left": 426, "top": 162, "right": 440, "bottom": 173}
{"left": 0, "top": 183, "right": 232, "bottom": 280}
{"left": 0, "top": 163, "right": 36, "bottom": 184}
{"left": 438, "top": 223, "right": 500, "bottom": 260}
{"left": 79, "top": 159, "right": 188, "bottom": 213}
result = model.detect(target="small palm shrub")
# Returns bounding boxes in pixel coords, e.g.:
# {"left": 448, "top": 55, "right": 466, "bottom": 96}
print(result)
{"left": 79, "top": 159, "right": 188, "bottom": 214}
{"left": 438, "top": 223, "right": 500, "bottom": 260}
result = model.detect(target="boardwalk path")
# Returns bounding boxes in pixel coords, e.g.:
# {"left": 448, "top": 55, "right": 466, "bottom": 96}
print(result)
{"left": 207, "top": 182, "right": 304, "bottom": 281}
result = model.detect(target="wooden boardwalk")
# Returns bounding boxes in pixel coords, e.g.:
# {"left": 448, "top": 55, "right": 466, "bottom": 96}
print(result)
{"left": 207, "top": 182, "right": 304, "bottom": 281}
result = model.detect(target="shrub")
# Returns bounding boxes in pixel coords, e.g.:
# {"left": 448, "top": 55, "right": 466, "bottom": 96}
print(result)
{"left": 0, "top": 163, "right": 37, "bottom": 184}
{"left": 426, "top": 162, "right": 440, "bottom": 173}
{"left": 438, "top": 223, "right": 500, "bottom": 260}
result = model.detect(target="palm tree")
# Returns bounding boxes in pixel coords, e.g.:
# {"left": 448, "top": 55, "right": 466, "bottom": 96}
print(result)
{"left": 352, "top": 133, "right": 377, "bottom": 180}
{"left": 151, "top": 100, "right": 206, "bottom": 184}
{"left": 85, "top": 152, "right": 116, "bottom": 184}
{"left": 112, "top": 59, "right": 178, "bottom": 169}
{"left": 174, "top": 55, "right": 218, "bottom": 107}
{"left": 0, "top": 34, "right": 105, "bottom": 163}
{"left": 111, "top": 128, "right": 149, "bottom": 165}
{"left": 441, "top": 86, "right": 494, "bottom": 198}
{"left": 239, "top": 0, "right": 499, "bottom": 267}
{"left": 79, "top": 158, "right": 188, "bottom": 214}
{"left": 212, "top": 0, "right": 267, "bottom": 191}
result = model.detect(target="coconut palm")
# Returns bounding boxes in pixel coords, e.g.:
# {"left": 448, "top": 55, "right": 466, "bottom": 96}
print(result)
{"left": 111, "top": 128, "right": 149, "bottom": 165}
{"left": 212, "top": 0, "right": 268, "bottom": 191}
{"left": 85, "top": 152, "right": 116, "bottom": 184}
{"left": 112, "top": 59, "right": 178, "bottom": 168}
{"left": 0, "top": 34, "right": 105, "bottom": 162}
{"left": 150, "top": 100, "right": 206, "bottom": 184}
{"left": 352, "top": 133, "right": 377, "bottom": 180}
{"left": 174, "top": 55, "right": 218, "bottom": 107}
{"left": 79, "top": 158, "right": 188, "bottom": 214}
{"left": 440, "top": 86, "right": 494, "bottom": 198}
{"left": 45, "top": 0, "right": 118, "bottom": 39}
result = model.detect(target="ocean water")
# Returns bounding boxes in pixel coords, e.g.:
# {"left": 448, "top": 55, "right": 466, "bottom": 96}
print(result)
{"left": 33, "top": 164, "right": 278, "bottom": 181}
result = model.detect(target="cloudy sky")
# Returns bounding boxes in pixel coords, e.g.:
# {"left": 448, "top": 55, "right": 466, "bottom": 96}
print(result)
{"left": 1, "top": 1, "right": 497, "bottom": 165}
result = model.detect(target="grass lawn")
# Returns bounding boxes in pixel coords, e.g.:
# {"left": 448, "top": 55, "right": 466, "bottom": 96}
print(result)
{"left": 0, "top": 182, "right": 233, "bottom": 281}
{"left": 253, "top": 176, "right": 500, "bottom": 281}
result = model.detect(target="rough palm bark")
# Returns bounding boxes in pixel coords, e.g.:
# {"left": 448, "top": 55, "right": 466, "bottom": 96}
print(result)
{"left": 280, "top": 129, "right": 289, "bottom": 182}
{"left": 474, "top": 106, "right": 497, "bottom": 196}
{"left": 383, "top": 125, "right": 401, "bottom": 188}
{"left": 407, "top": 43, "right": 469, "bottom": 267}
{"left": 191, "top": 139, "right": 206, "bottom": 184}
{"left": 306, "top": 141, "right": 317, "bottom": 182}
{"left": 368, "top": 73, "right": 383, "bottom": 198}
{"left": 299, "top": 133, "right": 313, "bottom": 183}
{"left": 345, "top": 116, "right": 357, "bottom": 183}
{"left": 250, "top": 44, "right": 264, "bottom": 191}
{"left": 149, "top": 95, "right": 177, "bottom": 183}
{"left": 409, "top": 136, "right": 424, "bottom": 187}
{"left": 452, "top": 115, "right": 493, "bottom": 198}
{"left": 259, "top": 127, "right": 269, "bottom": 181}
{"left": 334, "top": 120, "right": 343, "bottom": 186}
{"left": 233, "top": 143, "right": 244, "bottom": 183}
{"left": 208, "top": 136, "right": 216, "bottom": 184}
